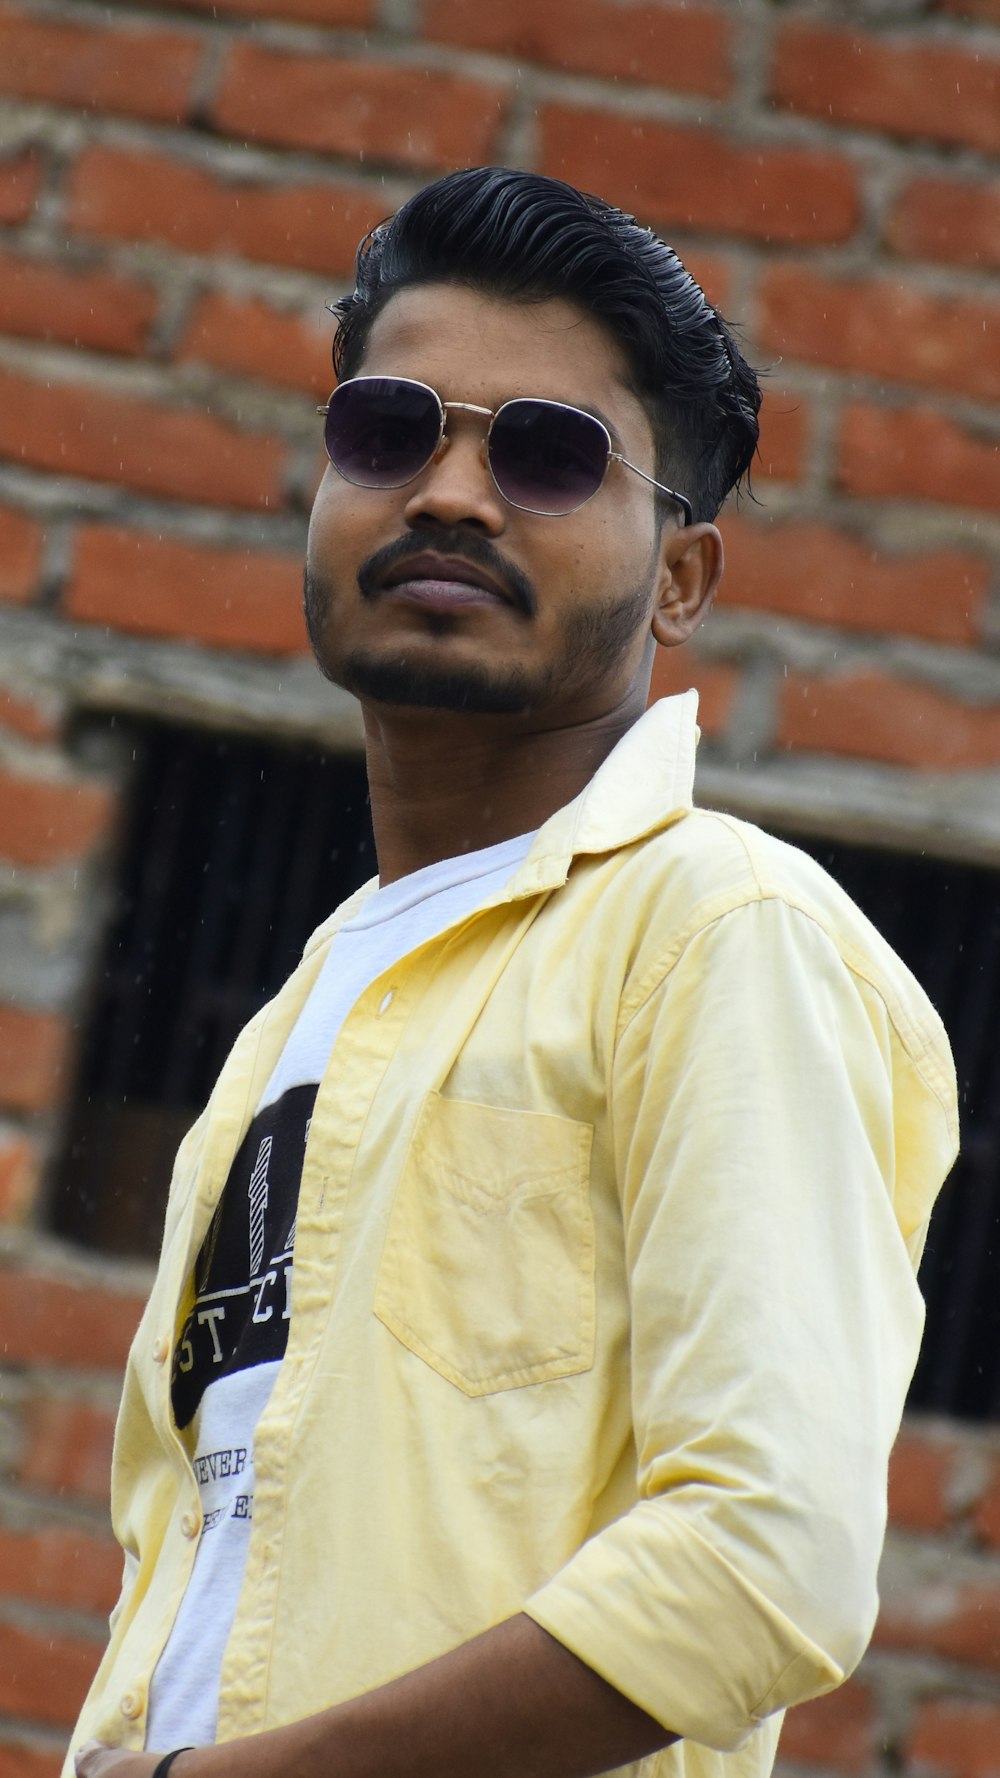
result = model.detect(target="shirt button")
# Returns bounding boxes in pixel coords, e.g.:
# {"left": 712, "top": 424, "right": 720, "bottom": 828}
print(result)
{"left": 119, "top": 1690, "right": 142, "bottom": 1720}
{"left": 377, "top": 988, "right": 395, "bottom": 1015}
{"left": 152, "top": 1337, "right": 168, "bottom": 1363}
{"left": 181, "top": 1511, "right": 200, "bottom": 1539}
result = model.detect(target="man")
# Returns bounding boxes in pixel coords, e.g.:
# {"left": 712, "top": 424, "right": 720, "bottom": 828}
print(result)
{"left": 71, "top": 167, "right": 957, "bottom": 1778}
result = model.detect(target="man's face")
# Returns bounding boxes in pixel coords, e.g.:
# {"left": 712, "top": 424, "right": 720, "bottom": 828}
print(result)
{"left": 305, "top": 283, "right": 681, "bottom": 723}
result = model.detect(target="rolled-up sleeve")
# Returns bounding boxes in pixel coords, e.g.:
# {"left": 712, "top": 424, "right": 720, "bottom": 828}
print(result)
{"left": 525, "top": 895, "right": 957, "bottom": 1749}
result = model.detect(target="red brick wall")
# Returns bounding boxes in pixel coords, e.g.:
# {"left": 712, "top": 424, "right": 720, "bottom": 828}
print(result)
{"left": 0, "top": 0, "right": 998, "bottom": 1768}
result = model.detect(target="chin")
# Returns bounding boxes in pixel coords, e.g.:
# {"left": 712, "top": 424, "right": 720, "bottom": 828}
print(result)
{"left": 337, "top": 650, "right": 537, "bottom": 715}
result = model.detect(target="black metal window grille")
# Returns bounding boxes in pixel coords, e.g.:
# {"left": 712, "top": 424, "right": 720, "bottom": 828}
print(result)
{"left": 50, "top": 722, "right": 999, "bottom": 1421}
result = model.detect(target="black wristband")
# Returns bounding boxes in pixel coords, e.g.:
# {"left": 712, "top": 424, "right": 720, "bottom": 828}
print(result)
{"left": 151, "top": 1752, "right": 194, "bottom": 1778}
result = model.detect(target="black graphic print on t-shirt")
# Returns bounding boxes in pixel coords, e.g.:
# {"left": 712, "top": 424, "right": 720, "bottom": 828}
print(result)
{"left": 172, "top": 1082, "right": 316, "bottom": 1431}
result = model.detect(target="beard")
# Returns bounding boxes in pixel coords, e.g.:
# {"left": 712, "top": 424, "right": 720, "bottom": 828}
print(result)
{"left": 303, "top": 560, "right": 655, "bottom": 718}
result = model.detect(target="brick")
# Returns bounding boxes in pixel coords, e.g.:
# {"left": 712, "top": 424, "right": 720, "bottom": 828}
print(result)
{"left": 67, "top": 526, "right": 308, "bottom": 655}
{"left": 130, "top": 0, "right": 372, "bottom": 18}
{"left": 0, "top": 1131, "right": 40, "bottom": 1223}
{"left": 755, "top": 392, "right": 810, "bottom": 484}
{"left": 0, "top": 1269, "right": 145, "bottom": 1369}
{"left": 973, "top": 1458, "right": 1000, "bottom": 1550}
{"left": 425, "top": 0, "right": 733, "bottom": 97}
{"left": 757, "top": 265, "right": 1000, "bottom": 402}
{"left": 0, "top": 246, "right": 157, "bottom": 356}
{"left": 0, "top": 686, "right": 62, "bottom": 742}
{"left": 939, "top": 0, "right": 1000, "bottom": 18}
{"left": 838, "top": 404, "right": 1000, "bottom": 515}
{"left": 721, "top": 514, "right": 987, "bottom": 645}
{"left": 69, "top": 145, "right": 383, "bottom": 280}
{"left": 0, "top": 4, "right": 201, "bottom": 124}
{"left": 648, "top": 653, "right": 738, "bottom": 736}
{"left": 17, "top": 1397, "right": 117, "bottom": 1504}
{"left": 0, "top": 504, "right": 43, "bottom": 605}
{"left": 540, "top": 106, "right": 860, "bottom": 245}
{"left": 213, "top": 44, "right": 506, "bottom": 169}
{"left": 877, "top": 1581, "right": 1000, "bottom": 1673}
{"left": 177, "top": 291, "right": 331, "bottom": 397}
{"left": 779, "top": 1679, "right": 875, "bottom": 1776}
{"left": 0, "top": 366, "right": 286, "bottom": 511}
{"left": 0, "top": 1621, "right": 102, "bottom": 1727}
{"left": 0, "top": 1008, "right": 69, "bottom": 1115}
{"left": 0, "top": 765, "right": 114, "bottom": 868}
{"left": 0, "top": 1524, "right": 120, "bottom": 1614}
{"left": 771, "top": 20, "right": 1000, "bottom": 154}
{"left": 887, "top": 1428, "right": 956, "bottom": 1532}
{"left": 887, "top": 177, "right": 1000, "bottom": 271}
{"left": 0, "top": 1747, "right": 62, "bottom": 1778}
{"left": 780, "top": 672, "right": 1000, "bottom": 771}
{"left": 909, "top": 1696, "right": 1000, "bottom": 1777}
{"left": 0, "top": 147, "right": 40, "bottom": 224}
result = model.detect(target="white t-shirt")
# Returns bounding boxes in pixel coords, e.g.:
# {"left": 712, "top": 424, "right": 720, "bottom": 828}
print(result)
{"left": 145, "top": 829, "right": 536, "bottom": 1750}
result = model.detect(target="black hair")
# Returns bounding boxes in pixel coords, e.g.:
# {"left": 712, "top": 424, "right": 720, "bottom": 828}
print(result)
{"left": 332, "top": 166, "right": 761, "bottom": 524}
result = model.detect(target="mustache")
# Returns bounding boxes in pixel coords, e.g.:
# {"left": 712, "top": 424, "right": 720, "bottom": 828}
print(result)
{"left": 356, "top": 529, "right": 537, "bottom": 619}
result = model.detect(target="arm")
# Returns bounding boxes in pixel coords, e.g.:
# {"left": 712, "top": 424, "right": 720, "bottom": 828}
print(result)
{"left": 76, "top": 1613, "right": 675, "bottom": 1778}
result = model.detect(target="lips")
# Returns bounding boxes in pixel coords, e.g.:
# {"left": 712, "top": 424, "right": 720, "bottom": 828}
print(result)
{"left": 378, "top": 553, "right": 511, "bottom": 605}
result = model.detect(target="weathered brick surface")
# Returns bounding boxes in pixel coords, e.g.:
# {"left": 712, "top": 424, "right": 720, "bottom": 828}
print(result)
{"left": 757, "top": 266, "right": 1000, "bottom": 402}
{"left": 0, "top": 367, "right": 287, "bottom": 511}
{"left": 0, "top": 247, "right": 158, "bottom": 356}
{"left": 541, "top": 107, "right": 860, "bottom": 245}
{"left": 177, "top": 291, "right": 332, "bottom": 395}
{"left": 974, "top": 1460, "right": 1000, "bottom": 1550}
{"left": 778, "top": 1679, "right": 875, "bottom": 1776}
{"left": 0, "top": 765, "right": 115, "bottom": 869}
{"left": 887, "top": 177, "right": 1000, "bottom": 270}
{"left": 0, "top": 686, "right": 62, "bottom": 743}
{"left": 0, "top": 504, "right": 43, "bottom": 605}
{"left": 0, "top": 1270, "right": 145, "bottom": 1369}
{"left": 424, "top": 0, "right": 734, "bottom": 96}
{"left": 887, "top": 1428, "right": 958, "bottom": 1534}
{"left": 16, "top": 1396, "right": 118, "bottom": 1503}
{"left": 908, "top": 1697, "right": 1000, "bottom": 1778}
{"left": 0, "top": 1006, "right": 69, "bottom": 1114}
{"left": 0, "top": 1622, "right": 104, "bottom": 1728}
{"left": 67, "top": 526, "right": 309, "bottom": 654}
{"left": 68, "top": 144, "right": 384, "bottom": 278}
{"left": 875, "top": 1580, "right": 1000, "bottom": 1674}
{"left": 771, "top": 19, "right": 1000, "bottom": 153}
{"left": 722, "top": 516, "right": 987, "bottom": 645}
{"left": 0, "top": 1130, "right": 40, "bottom": 1223}
{"left": 838, "top": 405, "right": 1000, "bottom": 514}
{"left": 129, "top": 0, "right": 374, "bottom": 19}
{"left": 780, "top": 672, "right": 1000, "bottom": 770}
{"left": 0, "top": 1524, "right": 121, "bottom": 1615}
{"left": 0, "top": 1743, "right": 63, "bottom": 1778}
{"left": 213, "top": 44, "right": 507, "bottom": 168}
{"left": 0, "top": 147, "right": 40, "bottom": 223}
{"left": 647, "top": 652, "right": 739, "bottom": 736}
{"left": 0, "top": 4, "right": 202, "bottom": 124}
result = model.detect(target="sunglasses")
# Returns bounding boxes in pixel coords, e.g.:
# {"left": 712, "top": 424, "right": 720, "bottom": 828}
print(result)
{"left": 318, "top": 376, "right": 692, "bottom": 525}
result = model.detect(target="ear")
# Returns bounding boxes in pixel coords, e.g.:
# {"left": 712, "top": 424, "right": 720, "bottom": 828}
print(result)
{"left": 650, "top": 522, "right": 724, "bottom": 649}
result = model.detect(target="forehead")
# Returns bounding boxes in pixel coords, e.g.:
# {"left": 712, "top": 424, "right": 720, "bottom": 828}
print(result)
{"left": 358, "top": 283, "right": 649, "bottom": 434}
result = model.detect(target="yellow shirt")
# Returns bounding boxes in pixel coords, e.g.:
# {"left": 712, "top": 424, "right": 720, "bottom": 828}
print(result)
{"left": 66, "top": 691, "right": 958, "bottom": 1778}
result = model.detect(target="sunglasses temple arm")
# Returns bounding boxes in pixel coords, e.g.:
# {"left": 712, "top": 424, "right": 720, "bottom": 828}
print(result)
{"left": 614, "top": 455, "right": 693, "bottom": 527}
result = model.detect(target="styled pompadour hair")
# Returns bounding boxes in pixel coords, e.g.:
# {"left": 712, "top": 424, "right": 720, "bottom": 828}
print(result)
{"left": 332, "top": 167, "right": 761, "bottom": 524}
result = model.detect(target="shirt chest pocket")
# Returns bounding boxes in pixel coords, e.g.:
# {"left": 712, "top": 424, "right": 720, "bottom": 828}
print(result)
{"left": 374, "top": 1093, "right": 596, "bottom": 1396}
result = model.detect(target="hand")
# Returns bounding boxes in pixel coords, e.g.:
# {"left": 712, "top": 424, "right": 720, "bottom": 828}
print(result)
{"left": 74, "top": 1743, "right": 168, "bottom": 1778}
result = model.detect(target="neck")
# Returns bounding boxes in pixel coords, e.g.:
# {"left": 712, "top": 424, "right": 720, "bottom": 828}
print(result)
{"left": 363, "top": 693, "right": 646, "bottom": 885}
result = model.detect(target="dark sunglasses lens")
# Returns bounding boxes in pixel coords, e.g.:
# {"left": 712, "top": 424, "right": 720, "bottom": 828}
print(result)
{"left": 324, "top": 379, "right": 441, "bottom": 488}
{"left": 489, "top": 402, "right": 608, "bottom": 514}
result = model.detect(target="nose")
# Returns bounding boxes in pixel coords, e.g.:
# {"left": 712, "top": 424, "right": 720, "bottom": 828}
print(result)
{"left": 402, "top": 422, "right": 506, "bottom": 535}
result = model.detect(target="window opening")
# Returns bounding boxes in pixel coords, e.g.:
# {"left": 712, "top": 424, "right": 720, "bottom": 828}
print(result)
{"left": 49, "top": 726, "right": 997, "bottom": 1421}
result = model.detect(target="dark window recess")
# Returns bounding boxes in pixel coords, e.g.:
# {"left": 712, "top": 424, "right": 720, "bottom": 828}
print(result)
{"left": 51, "top": 727, "right": 997, "bottom": 1421}
{"left": 50, "top": 722, "right": 375, "bottom": 1260}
